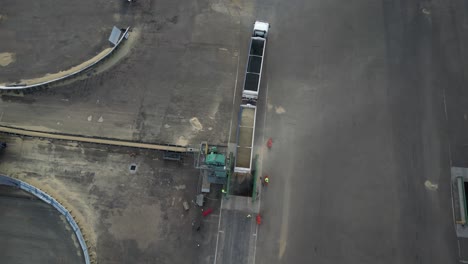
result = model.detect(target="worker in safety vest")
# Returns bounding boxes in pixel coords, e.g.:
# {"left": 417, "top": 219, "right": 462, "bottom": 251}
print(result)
{"left": 264, "top": 176, "right": 269, "bottom": 185}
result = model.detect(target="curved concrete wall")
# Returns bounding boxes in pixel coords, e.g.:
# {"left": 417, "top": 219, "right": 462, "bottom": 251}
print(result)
{"left": 0, "top": 174, "right": 90, "bottom": 264}
{"left": 0, "top": 27, "right": 130, "bottom": 91}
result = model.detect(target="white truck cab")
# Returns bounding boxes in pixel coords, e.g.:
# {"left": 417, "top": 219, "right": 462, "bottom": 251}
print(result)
{"left": 253, "top": 21, "right": 270, "bottom": 38}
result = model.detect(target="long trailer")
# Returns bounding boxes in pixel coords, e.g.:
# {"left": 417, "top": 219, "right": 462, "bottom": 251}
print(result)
{"left": 234, "top": 104, "right": 257, "bottom": 174}
{"left": 230, "top": 21, "right": 269, "bottom": 196}
{"left": 242, "top": 21, "right": 269, "bottom": 102}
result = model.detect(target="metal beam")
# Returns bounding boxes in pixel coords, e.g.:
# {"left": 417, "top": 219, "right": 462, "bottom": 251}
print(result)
{"left": 0, "top": 125, "right": 189, "bottom": 152}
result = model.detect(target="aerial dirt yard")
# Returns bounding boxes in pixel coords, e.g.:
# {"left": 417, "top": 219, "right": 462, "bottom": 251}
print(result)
{"left": 0, "top": 0, "right": 131, "bottom": 84}
{"left": 0, "top": 48, "right": 113, "bottom": 87}
{"left": 0, "top": 135, "right": 220, "bottom": 263}
{"left": 0, "top": 0, "right": 247, "bottom": 146}
{"left": 0, "top": 0, "right": 252, "bottom": 261}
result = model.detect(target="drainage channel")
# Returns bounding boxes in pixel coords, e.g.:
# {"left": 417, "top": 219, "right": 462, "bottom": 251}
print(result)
{"left": 0, "top": 125, "right": 193, "bottom": 153}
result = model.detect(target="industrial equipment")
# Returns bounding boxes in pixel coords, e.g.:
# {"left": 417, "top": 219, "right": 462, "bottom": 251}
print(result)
{"left": 195, "top": 142, "right": 232, "bottom": 193}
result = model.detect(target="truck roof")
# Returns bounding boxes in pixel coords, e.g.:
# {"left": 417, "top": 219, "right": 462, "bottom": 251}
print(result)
{"left": 254, "top": 21, "right": 269, "bottom": 34}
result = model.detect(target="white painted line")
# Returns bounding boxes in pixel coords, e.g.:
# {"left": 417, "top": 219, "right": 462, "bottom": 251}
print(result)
{"left": 228, "top": 53, "right": 242, "bottom": 144}
{"left": 213, "top": 197, "right": 224, "bottom": 264}
{"left": 448, "top": 142, "right": 453, "bottom": 168}
{"left": 262, "top": 82, "right": 270, "bottom": 143}
{"left": 252, "top": 219, "right": 259, "bottom": 264}
{"left": 215, "top": 48, "right": 240, "bottom": 264}
{"left": 459, "top": 260, "right": 468, "bottom": 264}
{"left": 458, "top": 239, "right": 462, "bottom": 258}
{"left": 233, "top": 53, "right": 241, "bottom": 106}
{"left": 442, "top": 88, "right": 453, "bottom": 165}
{"left": 252, "top": 81, "right": 269, "bottom": 264}
{"left": 452, "top": 183, "right": 458, "bottom": 238}
{"left": 443, "top": 88, "right": 449, "bottom": 122}
{"left": 443, "top": 87, "right": 458, "bottom": 243}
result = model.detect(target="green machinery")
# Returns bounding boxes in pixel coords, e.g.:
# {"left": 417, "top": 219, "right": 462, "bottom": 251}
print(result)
{"left": 195, "top": 142, "right": 233, "bottom": 191}
{"left": 205, "top": 147, "right": 228, "bottom": 179}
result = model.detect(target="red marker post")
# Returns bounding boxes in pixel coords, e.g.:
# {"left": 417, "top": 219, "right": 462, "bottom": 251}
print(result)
{"left": 267, "top": 138, "right": 273, "bottom": 149}
{"left": 256, "top": 214, "right": 262, "bottom": 225}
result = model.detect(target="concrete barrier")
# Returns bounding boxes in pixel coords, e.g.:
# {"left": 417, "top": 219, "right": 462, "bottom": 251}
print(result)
{"left": 0, "top": 174, "right": 90, "bottom": 264}
{"left": 0, "top": 124, "right": 191, "bottom": 152}
{"left": 0, "top": 27, "right": 130, "bottom": 91}
{"left": 458, "top": 177, "right": 467, "bottom": 224}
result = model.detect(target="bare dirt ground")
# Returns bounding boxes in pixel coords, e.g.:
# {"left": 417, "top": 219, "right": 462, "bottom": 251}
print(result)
{"left": 0, "top": 0, "right": 255, "bottom": 263}
{"left": 0, "top": 134, "right": 221, "bottom": 263}
{"left": 0, "top": 0, "right": 130, "bottom": 83}
{"left": 0, "top": 0, "right": 256, "bottom": 146}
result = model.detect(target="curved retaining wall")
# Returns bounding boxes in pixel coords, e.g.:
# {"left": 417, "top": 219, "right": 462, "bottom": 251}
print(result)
{"left": 0, "top": 27, "right": 130, "bottom": 91}
{"left": 0, "top": 174, "right": 90, "bottom": 264}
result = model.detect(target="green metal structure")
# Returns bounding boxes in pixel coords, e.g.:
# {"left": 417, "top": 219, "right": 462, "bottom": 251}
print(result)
{"left": 196, "top": 143, "right": 231, "bottom": 186}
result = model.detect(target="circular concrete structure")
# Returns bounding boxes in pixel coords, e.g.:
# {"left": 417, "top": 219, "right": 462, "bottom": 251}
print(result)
{"left": 0, "top": 0, "right": 133, "bottom": 85}
{"left": 0, "top": 185, "right": 84, "bottom": 264}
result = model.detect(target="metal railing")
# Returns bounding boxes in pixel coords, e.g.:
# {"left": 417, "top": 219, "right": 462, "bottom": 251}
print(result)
{"left": 0, "top": 175, "right": 90, "bottom": 264}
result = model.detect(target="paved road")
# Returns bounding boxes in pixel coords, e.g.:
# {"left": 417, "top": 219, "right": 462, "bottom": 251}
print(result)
{"left": 0, "top": 185, "right": 84, "bottom": 264}
{"left": 254, "top": 0, "right": 461, "bottom": 263}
